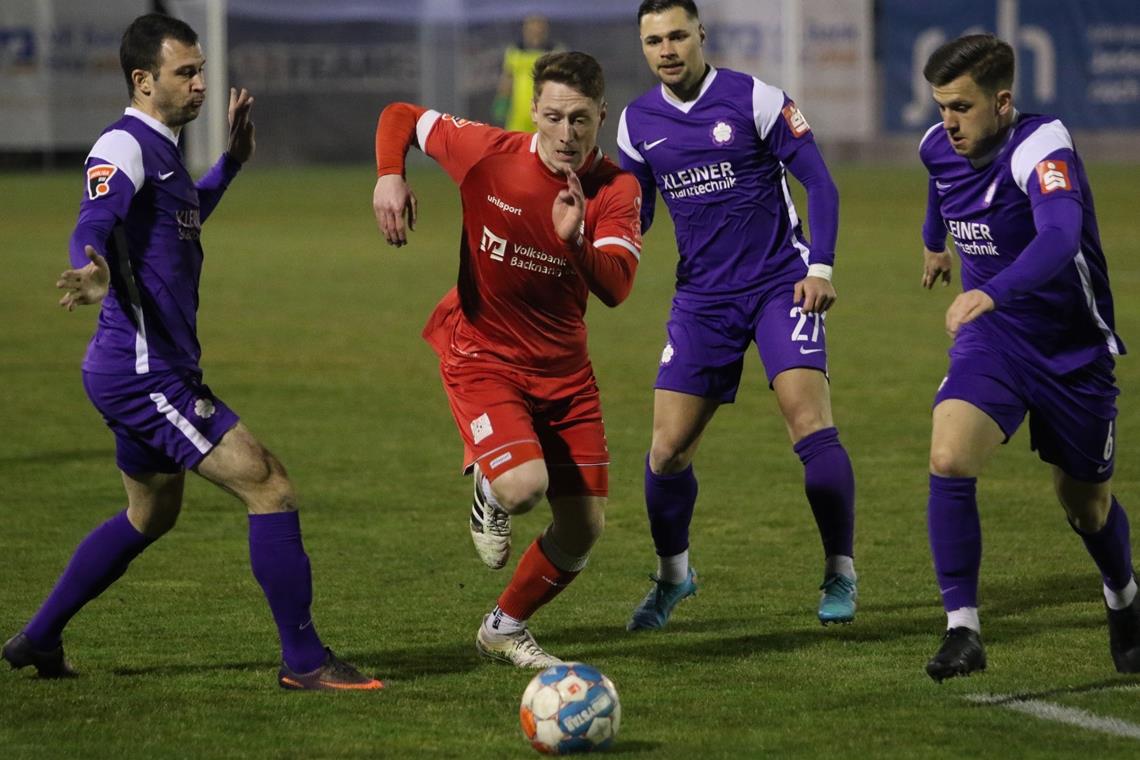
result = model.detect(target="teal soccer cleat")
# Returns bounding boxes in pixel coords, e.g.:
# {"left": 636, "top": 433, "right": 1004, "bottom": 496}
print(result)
{"left": 817, "top": 573, "right": 858, "bottom": 625}
{"left": 626, "top": 568, "right": 698, "bottom": 631}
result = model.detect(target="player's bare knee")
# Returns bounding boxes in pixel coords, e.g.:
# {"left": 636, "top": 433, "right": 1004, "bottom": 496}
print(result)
{"left": 243, "top": 451, "right": 298, "bottom": 514}
{"left": 493, "top": 476, "right": 547, "bottom": 515}
{"left": 788, "top": 415, "right": 829, "bottom": 444}
{"left": 581, "top": 508, "right": 605, "bottom": 547}
{"left": 929, "top": 447, "right": 978, "bottom": 479}
{"left": 649, "top": 442, "right": 692, "bottom": 475}
{"left": 127, "top": 501, "right": 181, "bottom": 538}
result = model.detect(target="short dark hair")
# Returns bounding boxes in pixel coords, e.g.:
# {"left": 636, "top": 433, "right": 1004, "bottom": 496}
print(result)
{"left": 533, "top": 51, "right": 605, "bottom": 102}
{"left": 120, "top": 13, "right": 198, "bottom": 97}
{"left": 923, "top": 34, "right": 1014, "bottom": 93}
{"left": 637, "top": 0, "right": 700, "bottom": 23}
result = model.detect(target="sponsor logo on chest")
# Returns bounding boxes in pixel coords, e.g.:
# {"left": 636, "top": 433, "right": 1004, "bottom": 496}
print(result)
{"left": 479, "top": 224, "right": 567, "bottom": 277}
{"left": 946, "top": 218, "right": 1000, "bottom": 257}
{"left": 659, "top": 160, "right": 737, "bottom": 200}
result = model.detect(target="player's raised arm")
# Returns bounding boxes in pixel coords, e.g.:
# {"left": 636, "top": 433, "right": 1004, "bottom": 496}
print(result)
{"left": 196, "top": 88, "right": 254, "bottom": 222}
{"left": 555, "top": 169, "right": 642, "bottom": 308}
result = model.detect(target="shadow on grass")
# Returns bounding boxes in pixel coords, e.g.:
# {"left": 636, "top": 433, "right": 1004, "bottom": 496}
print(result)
{"left": 113, "top": 660, "right": 277, "bottom": 677}
{"left": 99, "top": 571, "right": 1117, "bottom": 681}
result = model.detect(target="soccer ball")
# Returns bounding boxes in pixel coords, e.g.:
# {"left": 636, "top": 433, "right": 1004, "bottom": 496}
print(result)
{"left": 519, "top": 662, "right": 621, "bottom": 754}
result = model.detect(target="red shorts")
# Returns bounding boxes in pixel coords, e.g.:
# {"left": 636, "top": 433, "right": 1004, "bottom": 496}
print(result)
{"left": 438, "top": 358, "right": 609, "bottom": 498}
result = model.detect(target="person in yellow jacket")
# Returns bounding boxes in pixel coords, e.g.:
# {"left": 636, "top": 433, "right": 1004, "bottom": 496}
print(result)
{"left": 493, "top": 15, "right": 560, "bottom": 132}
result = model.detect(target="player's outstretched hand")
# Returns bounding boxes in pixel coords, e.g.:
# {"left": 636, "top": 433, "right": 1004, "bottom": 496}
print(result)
{"left": 795, "top": 276, "right": 836, "bottom": 314}
{"left": 57, "top": 246, "right": 109, "bottom": 311}
{"left": 373, "top": 174, "right": 418, "bottom": 247}
{"left": 227, "top": 87, "right": 255, "bottom": 164}
{"left": 922, "top": 248, "right": 953, "bottom": 289}
{"left": 945, "top": 289, "right": 994, "bottom": 338}
{"left": 553, "top": 167, "right": 586, "bottom": 243}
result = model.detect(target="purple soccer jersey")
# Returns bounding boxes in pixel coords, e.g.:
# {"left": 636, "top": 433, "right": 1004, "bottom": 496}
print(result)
{"left": 69, "top": 108, "right": 242, "bottom": 471}
{"left": 618, "top": 67, "right": 832, "bottom": 299}
{"left": 71, "top": 108, "right": 241, "bottom": 376}
{"left": 920, "top": 113, "right": 1124, "bottom": 374}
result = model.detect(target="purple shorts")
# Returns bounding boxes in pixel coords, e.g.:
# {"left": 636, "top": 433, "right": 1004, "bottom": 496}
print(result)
{"left": 934, "top": 341, "right": 1118, "bottom": 482}
{"left": 655, "top": 283, "right": 829, "bottom": 403}
{"left": 82, "top": 369, "right": 240, "bottom": 475}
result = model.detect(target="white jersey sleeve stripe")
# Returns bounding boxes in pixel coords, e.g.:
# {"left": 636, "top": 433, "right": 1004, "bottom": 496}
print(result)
{"left": 594, "top": 236, "right": 641, "bottom": 261}
{"left": 616, "top": 108, "right": 644, "bottom": 165}
{"left": 751, "top": 78, "right": 786, "bottom": 140}
{"left": 87, "top": 130, "right": 144, "bottom": 195}
{"left": 1010, "top": 120, "right": 1073, "bottom": 194}
{"left": 416, "top": 109, "right": 442, "bottom": 152}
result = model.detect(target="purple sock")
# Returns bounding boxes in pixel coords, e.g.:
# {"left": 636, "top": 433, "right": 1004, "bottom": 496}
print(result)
{"left": 248, "top": 511, "right": 326, "bottom": 673}
{"left": 928, "top": 474, "right": 981, "bottom": 612}
{"left": 645, "top": 454, "right": 698, "bottom": 557}
{"left": 23, "top": 510, "right": 154, "bottom": 649}
{"left": 793, "top": 427, "right": 856, "bottom": 558}
{"left": 1072, "top": 497, "right": 1134, "bottom": 590}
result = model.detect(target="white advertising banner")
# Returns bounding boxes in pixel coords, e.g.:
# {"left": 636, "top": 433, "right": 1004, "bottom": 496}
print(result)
{"left": 701, "top": 0, "right": 873, "bottom": 140}
{"left": 0, "top": 0, "right": 147, "bottom": 150}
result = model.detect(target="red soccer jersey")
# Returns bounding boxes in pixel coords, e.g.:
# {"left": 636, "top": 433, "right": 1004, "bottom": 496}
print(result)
{"left": 416, "top": 110, "right": 642, "bottom": 375}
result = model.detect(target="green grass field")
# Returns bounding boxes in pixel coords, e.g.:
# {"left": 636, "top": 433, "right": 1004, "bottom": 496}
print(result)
{"left": 1, "top": 162, "right": 1138, "bottom": 758}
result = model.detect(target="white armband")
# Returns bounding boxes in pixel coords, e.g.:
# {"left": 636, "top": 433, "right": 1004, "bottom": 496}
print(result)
{"left": 807, "top": 264, "right": 833, "bottom": 281}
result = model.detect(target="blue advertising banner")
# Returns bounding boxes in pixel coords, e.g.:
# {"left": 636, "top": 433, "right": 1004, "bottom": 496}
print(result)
{"left": 882, "top": 0, "right": 1140, "bottom": 131}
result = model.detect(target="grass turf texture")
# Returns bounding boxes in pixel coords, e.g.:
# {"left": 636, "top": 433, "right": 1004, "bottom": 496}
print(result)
{"left": 1, "top": 163, "right": 1138, "bottom": 758}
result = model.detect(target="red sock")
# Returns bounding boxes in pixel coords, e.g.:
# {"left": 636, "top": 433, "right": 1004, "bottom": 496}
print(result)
{"left": 497, "top": 537, "right": 580, "bottom": 621}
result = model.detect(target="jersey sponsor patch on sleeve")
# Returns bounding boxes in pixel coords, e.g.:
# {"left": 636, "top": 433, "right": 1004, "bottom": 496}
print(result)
{"left": 86, "top": 164, "right": 117, "bottom": 200}
{"left": 1035, "top": 159, "right": 1072, "bottom": 194}
{"left": 441, "top": 114, "right": 484, "bottom": 128}
{"left": 781, "top": 102, "right": 811, "bottom": 137}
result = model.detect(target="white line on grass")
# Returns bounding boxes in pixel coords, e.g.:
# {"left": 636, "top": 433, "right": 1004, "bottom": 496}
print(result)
{"left": 967, "top": 686, "right": 1140, "bottom": 741}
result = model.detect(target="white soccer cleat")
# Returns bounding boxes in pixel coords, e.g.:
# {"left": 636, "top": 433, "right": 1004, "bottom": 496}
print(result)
{"left": 470, "top": 466, "right": 511, "bottom": 569}
{"left": 476, "top": 616, "right": 563, "bottom": 669}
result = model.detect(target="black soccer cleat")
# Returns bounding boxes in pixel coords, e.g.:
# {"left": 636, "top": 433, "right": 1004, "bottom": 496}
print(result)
{"left": 925, "top": 627, "right": 986, "bottom": 682}
{"left": 1107, "top": 595, "right": 1140, "bottom": 674}
{"left": 2, "top": 632, "right": 78, "bottom": 679}
{"left": 278, "top": 647, "right": 383, "bottom": 691}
